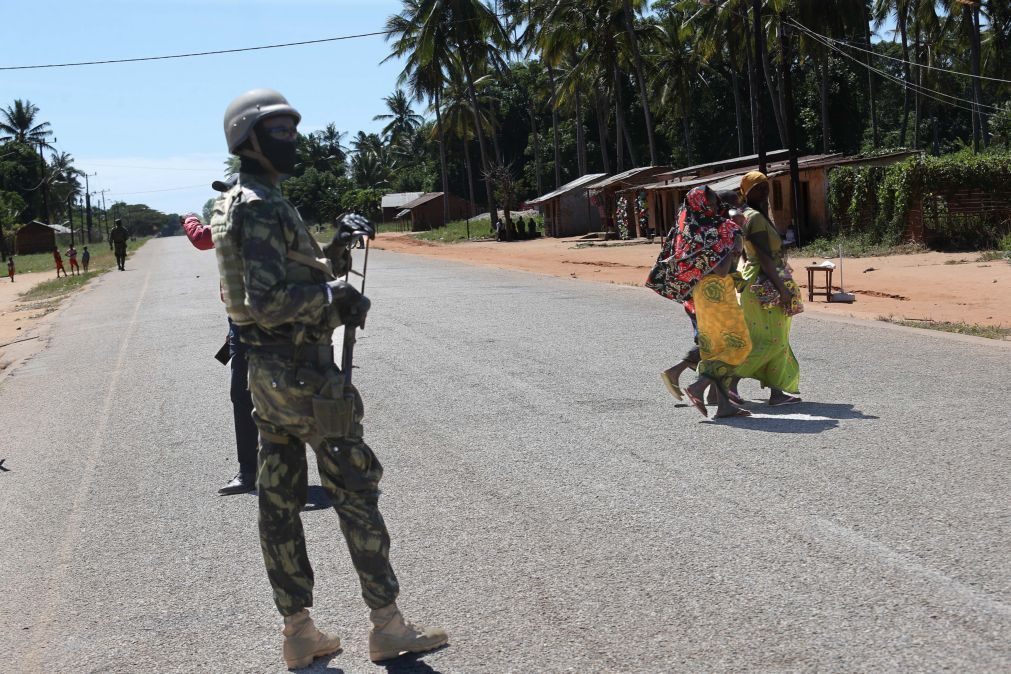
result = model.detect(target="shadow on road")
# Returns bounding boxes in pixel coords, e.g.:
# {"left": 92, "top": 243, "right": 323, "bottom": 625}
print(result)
{"left": 380, "top": 645, "right": 449, "bottom": 673}
{"left": 303, "top": 484, "right": 333, "bottom": 512}
{"left": 707, "top": 402, "right": 877, "bottom": 433}
{"left": 302, "top": 652, "right": 344, "bottom": 672}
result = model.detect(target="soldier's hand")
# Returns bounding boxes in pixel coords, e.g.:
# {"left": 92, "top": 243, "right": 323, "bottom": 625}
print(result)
{"left": 326, "top": 280, "right": 370, "bottom": 328}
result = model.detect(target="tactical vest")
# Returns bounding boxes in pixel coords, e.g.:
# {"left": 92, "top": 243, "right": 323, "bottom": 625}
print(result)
{"left": 211, "top": 179, "right": 335, "bottom": 328}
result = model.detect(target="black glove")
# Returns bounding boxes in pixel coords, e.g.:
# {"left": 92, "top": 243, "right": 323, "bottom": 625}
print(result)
{"left": 327, "top": 280, "right": 370, "bottom": 328}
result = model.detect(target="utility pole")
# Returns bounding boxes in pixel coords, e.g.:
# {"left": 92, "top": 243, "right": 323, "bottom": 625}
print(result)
{"left": 68, "top": 193, "right": 75, "bottom": 246}
{"left": 752, "top": 0, "right": 767, "bottom": 173}
{"left": 779, "top": 12, "right": 803, "bottom": 244}
{"left": 38, "top": 141, "right": 52, "bottom": 224}
{"left": 83, "top": 173, "right": 96, "bottom": 242}
{"left": 98, "top": 190, "right": 110, "bottom": 241}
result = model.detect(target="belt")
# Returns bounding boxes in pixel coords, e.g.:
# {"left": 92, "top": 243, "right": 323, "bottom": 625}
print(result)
{"left": 251, "top": 343, "right": 335, "bottom": 366}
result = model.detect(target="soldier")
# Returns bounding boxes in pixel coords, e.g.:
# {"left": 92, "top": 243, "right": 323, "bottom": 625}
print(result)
{"left": 212, "top": 89, "right": 446, "bottom": 669}
{"left": 109, "top": 219, "right": 129, "bottom": 270}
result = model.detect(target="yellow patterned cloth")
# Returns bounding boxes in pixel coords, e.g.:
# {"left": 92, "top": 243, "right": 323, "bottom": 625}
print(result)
{"left": 694, "top": 274, "right": 752, "bottom": 391}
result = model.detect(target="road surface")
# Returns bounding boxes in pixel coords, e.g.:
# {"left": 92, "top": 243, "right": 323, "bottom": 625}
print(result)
{"left": 1, "top": 237, "right": 1008, "bottom": 673}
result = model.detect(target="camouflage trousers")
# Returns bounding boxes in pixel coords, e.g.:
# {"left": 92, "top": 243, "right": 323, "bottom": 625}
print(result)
{"left": 247, "top": 351, "right": 400, "bottom": 616}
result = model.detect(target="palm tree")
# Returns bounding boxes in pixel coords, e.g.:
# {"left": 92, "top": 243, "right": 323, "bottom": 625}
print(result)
{"left": 373, "top": 89, "right": 425, "bottom": 146}
{"left": 0, "top": 99, "right": 54, "bottom": 147}
{"left": 385, "top": 0, "right": 454, "bottom": 222}
{"left": 435, "top": 0, "right": 509, "bottom": 221}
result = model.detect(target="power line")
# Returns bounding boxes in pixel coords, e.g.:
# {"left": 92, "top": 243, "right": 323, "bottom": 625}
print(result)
{"left": 0, "top": 11, "right": 514, "bottom": 72}
{"left": 106, "top": 183, "right": 210, "bottom": 196}
{"left": 788, "top": 17, "right": 1011, "bottom": 85}
{"left": 0, "top": 30, "right": 389, "bottom": 71}
{"left": 790, "top": 20, "right": 1003, "bottom": 115}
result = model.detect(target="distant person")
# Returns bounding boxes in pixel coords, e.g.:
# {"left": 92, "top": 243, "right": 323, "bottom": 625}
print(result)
{"left": 494, "top": 218, "right": 505, "bottom": 242}
{"left": 6, "top": 256, "right": 14, "bottom": 283}
{"left": 53, "top": 247, "right": 68, "bottom": 278}
{"left": 514, "top": 216, "right": 526, "bottom": 237}
{"left": 109, "top": 218, "right": 129, "bottom": 270}
{"left": 81, "top": 246, "right": 91, "bottom": 273}
{"left": 783, "top": 226, "right": 797, "bottom": 248}
{"left": 527, "top": 218, "right": 539, "bottom": 238}
{"left": 66, "top": 244, "right": 80, "bottom": 276}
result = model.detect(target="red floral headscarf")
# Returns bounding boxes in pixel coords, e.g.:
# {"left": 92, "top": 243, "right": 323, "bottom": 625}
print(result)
{"left": 645, "top": 186, "right": 740, "bottom": 303}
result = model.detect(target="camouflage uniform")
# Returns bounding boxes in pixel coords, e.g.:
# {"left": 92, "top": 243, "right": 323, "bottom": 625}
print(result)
{"left": 216, "top": 171, "right": 399, "bottom": 616}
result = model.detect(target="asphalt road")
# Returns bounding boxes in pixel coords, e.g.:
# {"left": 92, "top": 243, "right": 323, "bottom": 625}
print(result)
{"left": 1, "top": 237, "right": 1008, "bottom": 674}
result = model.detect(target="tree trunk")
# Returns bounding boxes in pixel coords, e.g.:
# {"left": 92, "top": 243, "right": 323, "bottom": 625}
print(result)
{"left": 897, "top": 4, "right": 910, "bottom": 148}
{"left": 969, "top": 6, "right": 988, "bottom": 148}
{"left": 434, "top": 88, "right": 449, "bottom": 226}
{"left": 820, "top": 53, "right": 832, "bottom": 153}
{"left": 760, "top": 27, "right": 787, "bottom": 148}
{"left": 864, "top": 1, "right": 879, "bottom": 148}
{"left": 731, "top": 69, "right": 745, "bottom": 157}
{"left": 461, "top": 57, "right": 497, "bottom": 222}
{"left": 547, "top": 64, "right": 563, "bottom": 188}
{"left": 913, "top": 17, "right": 922, "bottom": 150}
{"left": 464, "top": 137, "right": 476, "bottom": 219}
{"left": 614, "top": 62, "right": 626, "bottom": 172}
{"left": 529, "top": 101, "right": 543, "bottom": 196}
{"left": 594, "top": 91, "right": 612, "bottom": 174}
{"left": 621, "top": 0, "right": 657, "bottom": 165}
{"left": 682, "top": 116, "right": 693, "bottom": 166}
{"left": 575, "top": 85, "right": 587, "bottom": 176}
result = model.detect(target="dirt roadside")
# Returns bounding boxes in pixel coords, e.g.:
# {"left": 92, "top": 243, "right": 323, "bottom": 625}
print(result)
{"left": 3, "top": 234, "right": 1007, "bottom": 375}
{"left": 373, "top": 233, "right": 1011, "bottom": 329}
{"left": 0, "top": 271, "right": 63, "bottom": 379}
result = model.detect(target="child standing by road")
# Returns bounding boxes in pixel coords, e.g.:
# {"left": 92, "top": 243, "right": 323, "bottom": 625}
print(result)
{"left": 53, "top": 247, "right": 67, "bottom": 278}
{"left": 81, "top": 246, "right": 90, "bottom": 273}
{"left": 6, "top": 256, "right": 13, "bottom": 283}
{"left": 67, "top": 244, "right": 80, "bottom": 275}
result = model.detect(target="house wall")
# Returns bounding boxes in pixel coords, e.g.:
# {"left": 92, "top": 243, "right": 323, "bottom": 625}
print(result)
{"left": 15, "top": 224, "right": 56, "bottom": 254}
{"left": 408, "top": 195, "right": 475, "bottom": 231}
{"left": 549, "top": 190, "right": 601, "bottom": 237}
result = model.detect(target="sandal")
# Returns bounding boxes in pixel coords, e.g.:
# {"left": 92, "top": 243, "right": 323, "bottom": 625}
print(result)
{"left": 727, "top": 391, "right": 745, "bottom": 405}
{"left": 769, "top": 395, "right": 802, "bottom": 407}
{"left": 684, "top": 388, "right": 708, "bottom": 418}
{"left": 714, "top": 407, "right": 753, "bottom": 419}
{"left": 660, "top": 370, "right": 683, "bottom": 401}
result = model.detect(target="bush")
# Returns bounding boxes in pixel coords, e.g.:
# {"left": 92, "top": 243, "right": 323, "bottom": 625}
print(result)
{"left": 827, "top": 151, "right": 1011, "bottom": 250}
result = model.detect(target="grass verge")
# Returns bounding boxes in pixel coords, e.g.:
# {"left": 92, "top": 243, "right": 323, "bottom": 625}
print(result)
{"left": 877, "top": 316, "right": 1011, "bottom": 340}
{"left": 799, "top": 235, "right": 928, "bottom": 258}
{"left": 16, "top": 240, "right": 145, "bottom": 302}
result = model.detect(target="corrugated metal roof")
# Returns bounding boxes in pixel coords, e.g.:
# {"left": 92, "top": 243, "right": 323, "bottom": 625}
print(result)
{"left": 398, "top": 192, "right": 444, "bottom": 211}
{"left": 586, "top": 166, "right": 670, "bottom": 191}
{"left": 381, "top": 192, "right": 424, "bottom": 209}
{"left": 525, "top": 173, "right": 608, "bottom": 206}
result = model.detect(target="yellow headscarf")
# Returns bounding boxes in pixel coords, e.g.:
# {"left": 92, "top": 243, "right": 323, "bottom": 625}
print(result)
{"left": 739, "top": 171, "right": 768, "bottom": 200}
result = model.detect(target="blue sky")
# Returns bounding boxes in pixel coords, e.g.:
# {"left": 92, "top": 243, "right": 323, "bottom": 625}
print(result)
{"left": 1, "top": 0, "right": 409, "bottom": 214}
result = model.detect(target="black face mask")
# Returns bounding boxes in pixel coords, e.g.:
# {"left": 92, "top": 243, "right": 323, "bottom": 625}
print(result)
{"left": 254, "top": 127, "right": 298, "bottom": 175}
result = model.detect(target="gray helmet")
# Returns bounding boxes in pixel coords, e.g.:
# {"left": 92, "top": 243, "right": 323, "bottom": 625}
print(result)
{"left": 223, "top": 89, "right": 301, "bottom": 154}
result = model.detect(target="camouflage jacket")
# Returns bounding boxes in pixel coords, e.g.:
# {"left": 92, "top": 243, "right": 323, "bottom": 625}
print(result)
{"left": 223, "top": 172, "right": 341, "bottom": 347}
{"left": 109, "top": 225, "right": 129, "bottom": 246}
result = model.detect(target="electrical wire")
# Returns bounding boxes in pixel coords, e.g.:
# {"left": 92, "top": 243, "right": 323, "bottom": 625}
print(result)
{"left": 787, "top": 17, "right": 1011, "bottom": 85}
{"left": 105, "top": 184, "right": 210, "bottom": 196}
{"left": 791, "top": 20, "right": 1004, "bottom": 114}
{"left": 0, "top": 30, "right": 389, "bottom": 71}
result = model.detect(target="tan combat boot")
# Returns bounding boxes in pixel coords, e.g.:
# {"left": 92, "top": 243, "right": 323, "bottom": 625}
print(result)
{"left": 282, "top": 609, "right": 341, "bottom": 670}
{"left": 368, "top": 602, "right": 448, "bottom": 662}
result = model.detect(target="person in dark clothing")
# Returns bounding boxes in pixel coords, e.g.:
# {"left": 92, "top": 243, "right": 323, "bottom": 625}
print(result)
{"left": 109, "top": 219, "right": 129, "bottom": 270}
{"left": 181, "top": 209, "right": 258, "bottom": 495}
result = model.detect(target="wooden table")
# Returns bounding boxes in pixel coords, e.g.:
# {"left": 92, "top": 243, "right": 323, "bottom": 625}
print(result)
{"left": 805, "top": 266, "right": 834, "bottom": 302}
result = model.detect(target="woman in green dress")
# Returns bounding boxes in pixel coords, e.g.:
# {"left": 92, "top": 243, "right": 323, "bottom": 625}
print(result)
{"left": 730, "top": 172, "right": 803, "bottom": 405}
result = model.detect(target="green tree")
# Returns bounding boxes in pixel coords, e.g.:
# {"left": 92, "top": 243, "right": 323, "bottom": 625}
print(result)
{"left": 0, "top": 100, "right": 53, "bottom": 147}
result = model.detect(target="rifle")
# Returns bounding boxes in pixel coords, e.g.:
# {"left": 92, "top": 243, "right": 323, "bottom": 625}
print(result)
{"left": 329, "top": 214, "right": 375, "bottom": 390}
